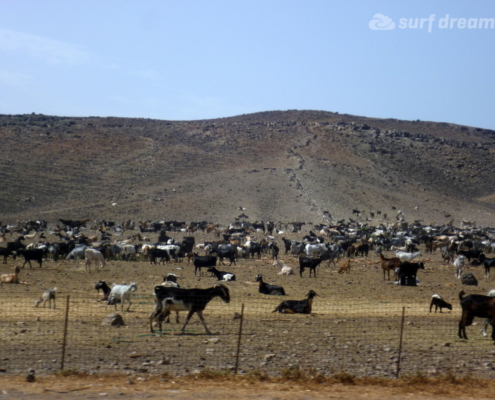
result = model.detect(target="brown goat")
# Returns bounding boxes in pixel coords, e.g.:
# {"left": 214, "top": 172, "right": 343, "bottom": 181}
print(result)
{"left": 379, "top": 254, "right": 401, "bottom": 281}
{"left": 458, "top": 290, "right": 495, "bottom": 342}
{"left": 0, "top": 266, "right": 20, "bottom": 284}
{"left": 338, "top": 259, "right": 351, "bottom": 274}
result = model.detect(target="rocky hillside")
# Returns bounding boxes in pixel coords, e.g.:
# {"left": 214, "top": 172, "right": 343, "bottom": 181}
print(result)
{"left": 1, "top": 110, "right": 495, "bottom": 226}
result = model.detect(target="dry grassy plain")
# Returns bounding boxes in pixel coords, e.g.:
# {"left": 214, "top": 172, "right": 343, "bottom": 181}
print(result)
{"left": 2, "top": 228, "right": 495, "bottom": 385}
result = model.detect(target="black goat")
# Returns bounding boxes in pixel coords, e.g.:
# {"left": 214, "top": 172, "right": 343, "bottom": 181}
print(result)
{"left": 480, "top": 254, "right": 495, "bottom": 278}
{"left": 0, "top": 247, "right": 15, "bottom": 264}
{"left": 458, "top": 290, "right": 495, "bottom": 342}
{"left": 206, "top": 267, "right": 236, "bottom": 282}
{"left": 429, "top": 294, "right": 452, "bottom": 313}
{"left": 255, "top": 274, "right": 285, "bottom": 295}
{"left": 149, "top": 247, "right": 171, "bottom": 265}
{"left": 281, "top": 237, "right": 292, "bottom": 254}
{"left": 193, "top": 253, "right": 217, "bottom": 276}
{"left": 17, "top": 248, "right": 45, "bottom": 268}
{"left": 397, "top": 261, "right": 425, "bottom": 286}
{"left": 149, "top": 284, "right": 230, "bottom": 334}
{"left": 299, "top": 257, "right": 322, "bottom": 278}
{"left": 457, "top": 249, "right": 484, "bottom": 262}
{"left": 273, "top": 290, "right": 318, "bottom": 314}
{"left": 95, "top": 281, "right": 112, "bottom": 302}
{"left": 355, "top": 243, "right": 369, "bottom": 257}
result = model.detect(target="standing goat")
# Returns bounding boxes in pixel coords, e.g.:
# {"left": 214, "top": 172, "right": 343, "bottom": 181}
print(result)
{"left": 454, "top": 255, "right": 466, "bottom": 279}
{"left": 379, "top": 254, "right": 401, "bottom": 281}
{"left": 149, "top": 284, "right": 230, "bottom": 334}
{"left": 458, "top": 290, "right": 495, "bottom": 342}
{"left": 107, "top": 283, "right": 137, "bottom": 312}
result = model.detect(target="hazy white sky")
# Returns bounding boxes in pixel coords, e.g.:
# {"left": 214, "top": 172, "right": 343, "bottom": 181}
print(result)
{"left": 1, "top": 1, "right": 494, "bottom": 128}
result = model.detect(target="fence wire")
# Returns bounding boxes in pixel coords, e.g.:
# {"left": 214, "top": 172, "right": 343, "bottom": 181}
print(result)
{"left": 2, "top": 291, "right": 495, "bottom": 379}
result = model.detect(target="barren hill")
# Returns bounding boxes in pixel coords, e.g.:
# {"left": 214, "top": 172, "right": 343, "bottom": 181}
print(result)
{"left": 1, "top": 110, "right": 495, "bottom": 226}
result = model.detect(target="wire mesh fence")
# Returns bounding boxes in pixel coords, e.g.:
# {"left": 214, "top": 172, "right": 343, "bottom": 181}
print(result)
{"left": 2, "top": 291, "right": 495, "bottom": 379}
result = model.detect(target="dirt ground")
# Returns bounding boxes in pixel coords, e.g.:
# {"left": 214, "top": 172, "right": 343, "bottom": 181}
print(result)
{"left": 2, "top": 374, "right": 495, "bottom": 400}
{"left": 2, "top": 228, "right": 495, "bottom": 381}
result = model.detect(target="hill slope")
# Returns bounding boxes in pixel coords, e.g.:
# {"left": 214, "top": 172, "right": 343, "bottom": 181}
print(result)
{"left": 1, "top": 110, "right": 495, "bottom": 226}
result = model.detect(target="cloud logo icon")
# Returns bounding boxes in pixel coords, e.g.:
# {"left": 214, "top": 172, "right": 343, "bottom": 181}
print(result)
{"left": 369, "top": 13, "right": 395, "bottom": 30}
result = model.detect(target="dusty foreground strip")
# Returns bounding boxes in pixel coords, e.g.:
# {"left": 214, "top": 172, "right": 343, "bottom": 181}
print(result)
{"left": 1, "top": 375, "right": 495, "bottom": 400}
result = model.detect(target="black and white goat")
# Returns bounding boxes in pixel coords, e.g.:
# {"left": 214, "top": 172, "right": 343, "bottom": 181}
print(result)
{"left": 95, "top": 281, "right": 112, "bottom": 302}
{"left": 429, "top": 294, "right": 452, "bottom": 313}
{"left": 255, "top": 274, "right": 286, "bottom": 295}
{"left": 149, "top": 284, "right": 230, "bottom": 334}
{"left": 273, "top": 290, "right": 318, "bottom": 314}
{"left": 206, "top": 266, "right": 236, "bottom": 282}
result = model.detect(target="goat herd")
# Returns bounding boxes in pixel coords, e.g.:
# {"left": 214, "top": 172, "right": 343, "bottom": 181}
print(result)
{"left": 2, "top": 217, "right": 495, "bottom": 345}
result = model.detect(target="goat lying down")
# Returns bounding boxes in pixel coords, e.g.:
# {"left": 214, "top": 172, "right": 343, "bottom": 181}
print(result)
{"left": 273, "top": 290, "right": 318, "bottom": 314}
{"left": 0, "top": 266, "right": 21, "bottom": 284}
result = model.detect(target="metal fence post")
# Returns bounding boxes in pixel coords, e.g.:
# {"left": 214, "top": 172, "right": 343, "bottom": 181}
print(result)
{"left": 234, "top": 303, "right": 245, "bottom": 375}
{"left": 60, "top": 295, "right": 70, "bottom": 370}
{"left": 396, "top": 306, "right": 406, "bottom": 378}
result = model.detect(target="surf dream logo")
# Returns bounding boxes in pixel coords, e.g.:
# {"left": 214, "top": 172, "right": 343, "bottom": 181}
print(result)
{"left": 369, "top": 13, "right": 395, "bottom": 30}
{"left": 369, "top": 13, "right": 495, "bottom": 32}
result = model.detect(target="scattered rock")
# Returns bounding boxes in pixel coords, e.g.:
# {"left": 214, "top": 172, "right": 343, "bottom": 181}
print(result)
{"left": 102, "top": 313, "right": 125, "bottom": 327}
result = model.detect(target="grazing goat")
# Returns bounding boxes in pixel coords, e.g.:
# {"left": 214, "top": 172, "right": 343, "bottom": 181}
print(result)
{"left": 206, "top": 266, "right": 236, "bottom": 282}
{"left": 379, "top": 254, "right": 401, "bottom": 281}
{"left": 150, "top": 284, "right": 230, "bottom": 334}
{"left": 273, "top": 290, "right": 318, "bottom": 314}
{"left": 85, "top": 248, "right": 106, "bottom": 271}
{"left": 480, "top": 254, "right": 495, "bottom": 278}
{"left": 395, "top": 251, "right": 422, "bottom": 262}
{"left": 338, "top": 259, "right": 351, "bottom": 274}
{"left": 255, "top": 274, "right": 286, "bottom": 295}
{"left": 34, "top": 288, "right": 57, "bottom": 308}
{"left": 107, "top": 283, "right": 137, "bottom": 312}
{"left": 273, "top": 260, "right": 294, "bottom": 275}
{"left": 454, "top": 255, "right": 466, "bottom": 279}
{"left": 429, "top": 294, "right": 452, "bottom": 313}
{"left": 299, "top": 257, "right": 322, "bottom": 278}
{"left": 0, "top": 266, "right": 20, "bottom": 284}
{"left": 458, "top": 290, "right": 495, "bottom": 342}
{"left": 397, "top": 261, "right": 425, "bottom": 286}
{"left": 95, "top": 281, "right": 112, "bottom": 301}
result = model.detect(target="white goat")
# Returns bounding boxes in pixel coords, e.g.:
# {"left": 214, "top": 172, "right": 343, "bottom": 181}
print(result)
{"left": 34, "top": 287, "right": 57, "bottom": 308}
{"left": 107, "top": 282, "right": 137, "bottom": 312}
{"left": 395, "top": 251, "right": 422, "bottom": 262}
{"left": 273, "top": 260, "right": 294, "bottom": 275}
{"left": 454, "top": 255, "right": 466, "bottom": 279}
{"left": 85, "top": 248, "right": 106, "bottom": 271}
